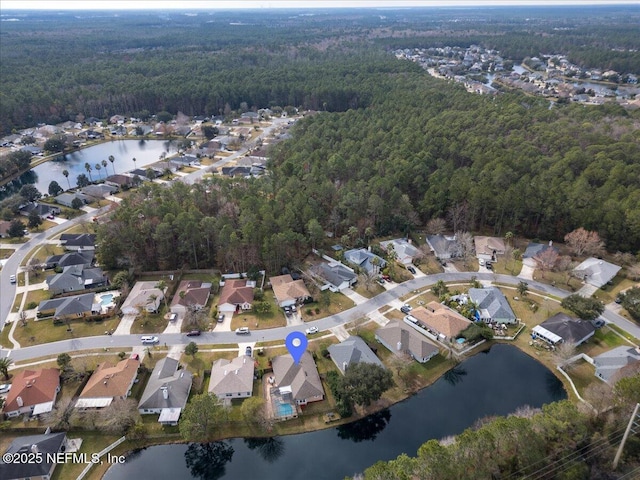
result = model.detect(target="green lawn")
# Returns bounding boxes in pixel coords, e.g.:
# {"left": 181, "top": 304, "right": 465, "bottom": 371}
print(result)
{"left": 11, "top": 293, "right": 23, "bottom": 313}
{"left": 12, "top": 316, "right": 120, "bottom": 346}
{"left": 578, "top": 326, "right": 631, "bottom": 358}
{"left": 353, "top": 281, "right": 385, "bottom": 298}
{"left": 300, "top": 291, "right": 355, "bottom": 321}
{"left": 131, "top": 309, "right": 169, "bottom": 334}
{"left": 565, "top": 359, "right": 597, "bottom": 396}
{"left": 229, "top": 291, "right": 285, "bottom": 331}
{"left": 25, "top": 288, "right": 52, "bottom": 307}
{"left": 591, "top": 275, "right": 637, "bottom": 304}
{"left": 0, "top": 248, "right": 16, "bottom": 259}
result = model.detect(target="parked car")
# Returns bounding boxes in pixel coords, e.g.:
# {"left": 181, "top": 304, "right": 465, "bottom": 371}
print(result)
{"left": 46, "top": 214, "right": 55, "bottom": 220}
{"left": 9, "top": 274, "right": 16, "bottom": 284}
{"left": 141, "top": 335, "right": 159, "bottom": 345}
{"left": 382, "top": 274, "right": 391, "bottom": 282}
{"left": 235, "top": 327, "right": 250, "bottom": 335}
{"left": 0, "top": 384, "right": 11, "bottom": 394}
{"left": 130, "top": 353, "right": 140, "bottom": 361}
{"left": 591, "top": 319, "right": 605, "bottom": 329}
{"left": 400, "top": 304, "right": 412, "bottom": 314}
{"left": 245, "top": 346, "right": 252, "bottom": 356}
{"left": 479, "top": 258, "right": 486, "bottom": 267}
{"left": 407, "top": 266, "right": 416, "bottom": 274}
{"left": 186, "top": 330, "right": 201, "bottom": 337}
{"left": 305, "top": 326, "right": 319, "bottom": 335}
{"left": 485, "top": 262, "right": 493, "bottom": 270}
{"left": 217, "top": 313, "right": 225, "bottom": 323}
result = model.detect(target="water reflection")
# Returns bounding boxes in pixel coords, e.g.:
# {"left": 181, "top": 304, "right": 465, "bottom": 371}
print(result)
{"left": 336, "top": 409, "right": 392, "bottom": 442}
{"left": 244, "top": 437, "right": 285, "bottom": 463}
{"left": 184, "top": 442, "right": 234, "bottom": 480}
{"left": 443, "top": 366, "right": 467, "bottom": 386}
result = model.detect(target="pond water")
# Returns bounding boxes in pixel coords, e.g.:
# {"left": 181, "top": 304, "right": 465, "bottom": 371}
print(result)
{"left": 104, "top": 344, "right": 566, "bottom": 480}
{"left": 2, "top": 140, "right": 177, "bottom": 197}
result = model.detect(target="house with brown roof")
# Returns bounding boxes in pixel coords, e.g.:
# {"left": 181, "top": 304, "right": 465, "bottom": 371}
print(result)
{"left": 218, "top": 279, "right": 254, "bottom": 313}
{"left": 75, "top": 358, "right": 139, "bottom": 409}
{"left": 409, "top": 301, "right": 472, "bottom": 342}
{"left": 3, "top": 368, "right": 60, "bottom": 418}
{"left": 208, "top": 356, "right": 255, "bottom": 402}
{"left": 170, "top": 280, "right": 211, "bottom": 316}
{"left": 269, "top": 274, "right": 311, "bottom": 308}
{"left": 474, "top": 236, "right": 506, "bottom": 260}
{"left": 271, "top": 351, "right": 324, "bottom": 405}
{"left": 120, "top": 281, "right": 164, "bottom": 315}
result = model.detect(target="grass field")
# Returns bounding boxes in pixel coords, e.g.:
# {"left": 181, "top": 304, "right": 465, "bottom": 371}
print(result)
{"left": 12, "top": 316, "right": 120, "bottom": 346}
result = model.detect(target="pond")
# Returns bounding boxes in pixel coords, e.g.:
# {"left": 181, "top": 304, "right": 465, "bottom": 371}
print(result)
{"left": 1, "top": 140, "right": 177, "bottom": 197}
{"left": 104, "top": 344, "right": 566, "bottom": 480}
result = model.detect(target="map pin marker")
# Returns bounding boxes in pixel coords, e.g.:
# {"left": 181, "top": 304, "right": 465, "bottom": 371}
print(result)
{"left": 285, "top": 331, "right": 308, "bottom": 364}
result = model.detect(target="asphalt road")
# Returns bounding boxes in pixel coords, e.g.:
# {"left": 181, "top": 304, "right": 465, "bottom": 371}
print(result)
{"left": 6, "top": 270, "right": 637, "bottom": 364}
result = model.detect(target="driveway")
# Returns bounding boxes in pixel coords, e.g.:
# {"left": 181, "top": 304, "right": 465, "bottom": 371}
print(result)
{"left": 112, "top": 313, "right": 137, "bottom": 335}
{"left": 341, "top": 287, "right": 368, "bottom": 305}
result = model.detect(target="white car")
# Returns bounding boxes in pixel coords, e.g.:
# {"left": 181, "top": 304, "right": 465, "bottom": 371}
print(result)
{"left": 305, "top": 326, "right": 319, "bottom": 335}
{"left": 141, "top": 335, "right": 159, "bottom": 345}
{"left": 9, "top": 274, "right": 16, "bottom": 284}
{"left": 0, "top": 384, "right": 11, "bottom": 394}
{"left": 235, "top": 327, "right": 250, "bottom": 335}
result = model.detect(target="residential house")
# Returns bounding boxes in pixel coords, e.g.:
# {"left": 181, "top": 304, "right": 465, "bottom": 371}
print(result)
{"left": 59, "top": 233, "right": 96, "bottom": 251}
{"left": 105, "top": 174, "right": 135, "bottom": 189}
{"left": 75, "top": 358, "right": 139, "bottom": 409}
{"left": 473, "top": 236, "right": 506, "bottom": 261}
{"left": 409, "top": 301, "right": 472, "bottom": 342}
{"left": 208, "top": 356, "right": 255, "bottom": 402}
{"left": 80, "top": 184, "right": 118, "bottom": 200}
{"left": 218, "top": 279, "right": 254, "bottom": 314}
{"left": 522, "top": 242, "right": 558, "bottom": 267}
{"left": 343, "top": 248, "right": 386, "bottom": 275}
{"left": 54, "top": 192, "right": 91, "bottom": 208}
{"left": 573, "top": 258, "right": 621, "bottom": 288}
{"left": 271, "top": 351, "right": 324, "bottom": 405}
{"left": 327, "top": 336, "right": 384, "bottom": 374}
{"left": 221, "top": 166, "right": 253, "bottom": 177}
{"left": 20, "top": 145, "right": 43, "bottom": 156}
{"left": 19, "top": 202, "right": 60, "bottom": 218}
{"left": 376, "top": 321, "right": 439, "bottom": 363}
{"left": 310, "top": 262, "right": 357, "bottom": 292}
{"left": 236, "top": 156, "right": 268, "bottom": 168}
{"left": 120, "top": 281, "right": 164, "bottom": 315}
{"left": 44, "top": 250, "right": 94, "bottom": 269}
{"left": 138, "top": 357, "right": 193, "bottom": 425}
{"left": 532, "top": 313, "right": 596, "bottom": 346}
{"left": 379, "top": 238, "right": 420, "bottom": 266}
{"left": 270, "top": 274, "right": 311, "bottom": 308}
{"left": 37, "top": 293, "right": 100, "bottom": 320}
{"left": 170, "top": 280, "right": 211, "bottom": 316}
{"left": 468, "top": 287, "right": 517, "bottom": 324}
{"left": 46, "top": 265, "right": 107, "bottom": 295}
{"left": 0, "top": 432, "right": 67, "bottom": 480}
{"left": 426, "top": 234, "right": 460, "bottom": 260}
{"left": 593, "top": 346, "right": 640, "bottom": 384}
{"left": 2, "top": 368, "right": 60, "bottom": 418}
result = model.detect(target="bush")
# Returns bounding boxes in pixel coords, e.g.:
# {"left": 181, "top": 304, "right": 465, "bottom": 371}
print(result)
{"left": 26, "top": 301, "right": 38, "bottom": 310}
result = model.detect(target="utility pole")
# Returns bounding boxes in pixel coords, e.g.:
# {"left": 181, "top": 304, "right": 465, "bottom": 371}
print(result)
{"left": 613, "top": 403, "right": 640, "bottom": 470}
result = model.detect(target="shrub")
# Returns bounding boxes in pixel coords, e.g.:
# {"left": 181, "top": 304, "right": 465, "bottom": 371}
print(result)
{"left": 26, "top": 301, "right": 38, "bottom": 310}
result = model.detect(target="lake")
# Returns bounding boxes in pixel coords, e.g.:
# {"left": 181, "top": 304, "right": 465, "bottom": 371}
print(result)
{"left": 104, "top": 344, "right": 566, "bottom": 480}
{"left": 2, "top": 140, "right": 177, "bottom": 197}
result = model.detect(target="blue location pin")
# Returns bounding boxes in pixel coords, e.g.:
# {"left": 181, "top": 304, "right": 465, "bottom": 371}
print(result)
{"left": 285, "top": 331, "right": 308, "bottom": 364}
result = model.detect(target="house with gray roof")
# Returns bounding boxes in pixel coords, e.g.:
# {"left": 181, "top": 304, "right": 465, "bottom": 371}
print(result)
{"left": 59, "top": 233, "right": 96, "bottom": 251}
{"left": 343, "top": 248, "right": 386, "bottom": 274}
{"left": 593, "top": 346, "right": 640, "bottom": 384}
{"left": 19, "top": 202, "right": 60, "bottom": 218}
{"left": 533, "top": 313, "right": 596, "bottom": 346}
{"left": 468, "top": 287, "right": 517, "bottom": 324}
{"left": 379, "top": 238, "right": 420, "bottom": 266}
{"left": 46, "top": 265, "right": 107, "bottom": 295}
{"left": 523, "top": 242, "right": 558, "bottom": 267}
{"left": 55, "top": 192, "right": 91, "bottom": 208}
{"left": 37, "top": 293, "right": 100, "bottom": 320}
{"left": 80, "top": 184, "right": 118, "bottom": 199}
{"left": 328, "top": 336, "right": 384, "bottom": 374}
{"left": 138, "top": 356, "right": 193, "bottom": 425}
{"left": 0, "top": 432, "right": 67, "bottom": 480}
{"left": 272, "top": 351, "right": 324, "bottom": 405}
{"left": 311, "top": 262, "right": 357, "bottom": 292}
{"left": 209, "top": 355, "right": 255, "bottom": 402}
{"left": 573, "top": 258, "right": 621, "bottom": 288}
{"left": 44, "top": 250, "right": 94, "bottom": 269}
{"left": 376, "top": 321, "right": 440, "bottom": 363}
{"left": 426, "top": 234, "right": 460, "bottom": 260}
{"left": 120, "top": 281, "right": 164, "bottom": 315}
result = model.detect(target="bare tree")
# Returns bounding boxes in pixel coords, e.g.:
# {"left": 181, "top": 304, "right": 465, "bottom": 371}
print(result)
{"left": 627, "top": 263, "right": 640, "bottom": 281}
{"left": 564, "top": 228, "right": 605, "bottom": 257}
{"left": 18, "top": 310, "right": 28, "bottom": 327}
{"left": 426, "top": 217, "right": 447, "bottom": 235}
{"left": 359, "top": 270, "right": 377, "bottom": 292}
{"left": 98, "top": 398, "right": 140, "bottom": 434}
{"left": 26, "top": 257, "right": 42, "bottom": 280}
{"left": 533, "top": 247, "right": 559, "bottom": 278}
{"left": 447, "top": 203, "right": 469, "bottom": 232}
{"left": 454, "top": 231, "right": 474, "bottom": 267}
{"left": 556, "top": 255, "right": 577, "bottom": 286}
{"left": 613, "top": 251, "right": 636, "bottom": 267}
{"left": 582, "top": 382, "right": 614, "bottom": 418}
{"left": 554, "top": 342, "right": 577, "bottom": 367}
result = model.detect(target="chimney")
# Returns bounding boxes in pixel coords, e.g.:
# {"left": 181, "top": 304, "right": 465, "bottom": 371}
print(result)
{"left": 396, "top": 341, "right": 402, "bottom": 351}
{"left": 235, "top": 369, "right": 238, "bottom": 375}
{"left": 161, "top": 387, "right": 168, "bottom": 400}
{"left": 223, "top": 370, "right": 227, "bottom": 376}
{"left": 31, "top": 444, "right": 39, "bottom": 454}
{"left": 16, "top": 396, "right": 23, "bottom": 407}
{"left": 342, "top": 362, "right": 348, "bottom": 372}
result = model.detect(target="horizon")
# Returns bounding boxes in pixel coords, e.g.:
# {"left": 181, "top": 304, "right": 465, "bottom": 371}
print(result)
{"left": 2, "top": 0, "right": 639, "bottom": 11}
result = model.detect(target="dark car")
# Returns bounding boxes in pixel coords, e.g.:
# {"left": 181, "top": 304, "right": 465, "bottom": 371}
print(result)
{"left": 186, "top": 330, "right": 201, "bottom": 337}
{"left": 245, "top": 346, "right": 252, "bottom": 356}
{"left": 485, "top": 262, "right": 493, "bottom": 270}
{"left": 407, "top": 266, "right": 416, "bottom": 274}
{"left": 217, "top": 313, "right": 225, "bottom": 323}
{"left": 400, "top": 305, "right": 412, "bottom": 314}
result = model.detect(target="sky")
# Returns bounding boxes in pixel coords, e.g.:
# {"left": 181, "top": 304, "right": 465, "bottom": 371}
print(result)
{"left": 1, "top": 0, "right": 639, "bottom": 10}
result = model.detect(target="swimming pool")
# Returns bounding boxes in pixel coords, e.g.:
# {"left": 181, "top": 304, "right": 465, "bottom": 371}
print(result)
{"left": 275, "top": 402, "right": 294, "bottom": 417}
{"left": 100, "top": 294, "right": 114, "bottom": 306}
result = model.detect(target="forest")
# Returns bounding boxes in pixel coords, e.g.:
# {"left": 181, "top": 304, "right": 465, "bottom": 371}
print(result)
{"left": 1, "top": 6, "right": 639, "bottom": 134}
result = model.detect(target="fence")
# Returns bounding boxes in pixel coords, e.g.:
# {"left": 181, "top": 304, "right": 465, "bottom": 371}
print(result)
{"left": 76, "top": 435, "right": 126, "bottom": 480}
